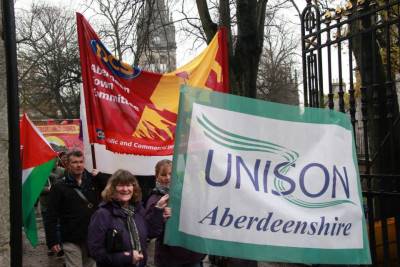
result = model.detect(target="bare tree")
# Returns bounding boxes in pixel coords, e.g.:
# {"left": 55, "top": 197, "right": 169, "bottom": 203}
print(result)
{"left": 89, "top": 0, "right": 301, "bottom": 98}
{"left": 85, "top": 0, "right": 145, "bottom": 64}
{"left": 86, "top": 0, "right": 178, "bottom": 72}
{"left": 194, "top": 0, "right": 268, "bottom": 97}
{"left": 16, "top": 4, "right": 81, "bottom": 119}
{"left": 192, "top": 0, "right": 303, "bottom": 102}
{"left": 257, "top": 10, "right": 300, "bottom": 105}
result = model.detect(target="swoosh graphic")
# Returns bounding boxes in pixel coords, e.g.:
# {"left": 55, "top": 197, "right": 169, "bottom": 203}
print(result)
{"left": 197, "top": 113, "right": 354, "bottom": 208}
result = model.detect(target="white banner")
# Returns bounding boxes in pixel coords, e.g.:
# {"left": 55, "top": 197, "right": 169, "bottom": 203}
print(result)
{"left": 165, "top": 87, "right": 371, "bottom": 265}
{"left": 181, "top": 103, "right": 362, "bottom": 248}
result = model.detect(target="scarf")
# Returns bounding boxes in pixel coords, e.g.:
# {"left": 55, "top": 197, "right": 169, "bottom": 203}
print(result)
{"left": 121, "top": 205, "right": 142, "bottom": 252}
{"left": 153, "top": 182, "right": 169, "bottom": 196}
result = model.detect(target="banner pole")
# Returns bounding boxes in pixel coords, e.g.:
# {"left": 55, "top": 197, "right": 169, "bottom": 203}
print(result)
{"left": 77, "top": 15, "right": 97, "bottom": 165}
{"left": 90, "top": 144, "right": 97, "bottom": 169}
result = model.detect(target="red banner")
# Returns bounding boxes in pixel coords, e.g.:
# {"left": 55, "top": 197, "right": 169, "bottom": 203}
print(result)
{"left": 77, "top": 13, "right": 229, "bottom": 156}
{"left": 35, "top": 120, "right": 83, "bottom": 151}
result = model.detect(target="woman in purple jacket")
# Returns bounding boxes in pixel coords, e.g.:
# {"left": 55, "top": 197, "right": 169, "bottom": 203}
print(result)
{"left": 88, "top": 169, "right": 168, "bottom": 267}
{"left": 146, "top": 160, "right": 205, "bottom": 267}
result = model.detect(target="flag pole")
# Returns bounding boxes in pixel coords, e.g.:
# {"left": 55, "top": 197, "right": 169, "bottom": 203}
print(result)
{"left": 90, "top": 144, "right": 97, "bottom": 169}
{"left": 77, "top": 15, "right": 98, "bottom": 171}
{"left": 4, "top": 0, "right": 22, "bottom": 264}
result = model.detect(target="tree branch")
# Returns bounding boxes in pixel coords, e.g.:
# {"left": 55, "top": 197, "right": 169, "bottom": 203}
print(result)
{"left": 196, "top": 0, "right": 217, "bottom": 43}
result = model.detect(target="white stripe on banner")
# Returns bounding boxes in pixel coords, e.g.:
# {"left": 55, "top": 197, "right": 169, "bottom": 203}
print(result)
{"left": 22, "top": 168, "right": 33, "bottom": 185}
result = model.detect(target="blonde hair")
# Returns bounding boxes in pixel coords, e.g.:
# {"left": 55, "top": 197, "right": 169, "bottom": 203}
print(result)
{"left": 101, "top": 169, "right": 142, "bottom": 203}
{"left": 155, "top": 159, "right": 172, "bottom": 177}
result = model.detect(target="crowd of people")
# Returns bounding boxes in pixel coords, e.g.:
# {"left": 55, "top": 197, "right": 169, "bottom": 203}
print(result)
{"left": 39, "top": 150, "right": 310, "bottom": 267}
{"left": 40, "top": 150, "right": 206, "bottom": 267}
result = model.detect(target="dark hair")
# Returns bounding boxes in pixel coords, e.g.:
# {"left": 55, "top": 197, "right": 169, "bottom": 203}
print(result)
{"left": 101, "top": 169, "right": 142, "bottom": 203}
{"left": 155, "top": 159, "right": 172, "bottom": 177}
{"left": 66, "top": 150, "right": 83, "bottom": 162}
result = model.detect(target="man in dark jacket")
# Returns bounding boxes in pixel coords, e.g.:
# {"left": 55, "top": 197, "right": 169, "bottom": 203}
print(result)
{"left": 47, "top": 150, "right": 108, "bottom": 267}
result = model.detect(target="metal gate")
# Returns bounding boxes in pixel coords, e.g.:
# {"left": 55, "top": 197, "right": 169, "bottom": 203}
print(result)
{"left": 301, "top": 0, "right": 400, "bottom": 265}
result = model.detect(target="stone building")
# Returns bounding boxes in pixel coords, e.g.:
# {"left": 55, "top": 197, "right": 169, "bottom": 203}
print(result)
{"left": 136, "top": 0, "right": 176, "bottom": 72}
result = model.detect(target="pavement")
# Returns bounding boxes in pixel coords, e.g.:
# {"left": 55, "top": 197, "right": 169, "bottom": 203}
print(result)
{"left": 22, "top": 216, "right": 64, "bottom": 267}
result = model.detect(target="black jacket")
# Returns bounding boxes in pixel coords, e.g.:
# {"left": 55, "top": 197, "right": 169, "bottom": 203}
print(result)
{"left": 46, "top": 170, "right": 109, "bottom": 248}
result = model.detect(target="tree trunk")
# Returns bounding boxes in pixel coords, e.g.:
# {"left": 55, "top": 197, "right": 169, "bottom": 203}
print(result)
{"left": 197, "top": 0, "right": 268, "bottom": 98}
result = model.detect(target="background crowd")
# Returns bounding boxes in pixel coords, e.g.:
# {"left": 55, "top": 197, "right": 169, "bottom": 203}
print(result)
{"left": 40, "top": 150, "right": 207, "bottom": 267}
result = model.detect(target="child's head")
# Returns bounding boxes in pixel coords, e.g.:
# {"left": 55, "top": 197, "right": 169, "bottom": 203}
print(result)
{"left": 155, "top": 159, "right": 172, "bottom": 187}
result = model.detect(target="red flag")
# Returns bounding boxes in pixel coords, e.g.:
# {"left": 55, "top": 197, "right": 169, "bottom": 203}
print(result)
{"left": 20, "top": 114, "right": 58, "bottom": 169}
{"left": 20, "top": 113, "right": 57, "bottom": 246}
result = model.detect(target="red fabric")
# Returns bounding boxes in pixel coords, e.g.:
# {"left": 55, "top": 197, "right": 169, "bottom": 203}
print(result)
{"left": 20, "top": 114, "right": 57, "bottom": 169}
{"left": 77, "top": 13, "right": 229, "bottom": 155}
{"left": 35, "top": 120, "right": 83, "bottom": 151}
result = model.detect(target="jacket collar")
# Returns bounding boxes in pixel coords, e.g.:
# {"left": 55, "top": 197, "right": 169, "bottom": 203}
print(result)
{"left": 64, "top": 170, "right": 92, "bottom": 190}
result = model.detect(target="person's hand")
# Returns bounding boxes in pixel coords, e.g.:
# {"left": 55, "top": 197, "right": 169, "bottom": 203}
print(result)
{"left": 132, "top": 250, "right": 143, "bottom": 264}
{"left": 51, "top": 244, "right": 62, "bottom": 253}
{"left": 91, "top": 169, "right": 99, "bottom": 176}
{"left": 163, "top": 207, "right": 172, "bottom": 220}
{"left": 155, "top": 194, "right": 169, "bottom": 209}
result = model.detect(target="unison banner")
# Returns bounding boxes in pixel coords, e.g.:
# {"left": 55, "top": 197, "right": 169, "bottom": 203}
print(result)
{"left": 165, "top": 87, "right": 371, "bottom": 264}
{"left": 77, "top": 13, "right": 228, "bottom": 156}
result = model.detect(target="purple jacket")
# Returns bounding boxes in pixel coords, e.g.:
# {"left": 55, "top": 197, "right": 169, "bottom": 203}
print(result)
{"left": 145, "top": 194, "right": 205, "bottom": 266}
{"left": 88, "top": 201, "right": 163, "bottom": 267}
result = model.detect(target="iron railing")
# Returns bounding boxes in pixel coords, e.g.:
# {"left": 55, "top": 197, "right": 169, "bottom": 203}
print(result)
{"left": 301, "top": 0, "right": 400, "bottom": 265}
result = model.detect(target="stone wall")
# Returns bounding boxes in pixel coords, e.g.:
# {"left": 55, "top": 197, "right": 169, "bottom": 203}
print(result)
{"left": 0, "top": 0, "right": 11, "bottom": 265}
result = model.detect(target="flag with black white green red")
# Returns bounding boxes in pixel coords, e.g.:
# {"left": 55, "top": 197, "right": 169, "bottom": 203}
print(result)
{"left": 20, "top": 113, "right": 57, "bottom": 247}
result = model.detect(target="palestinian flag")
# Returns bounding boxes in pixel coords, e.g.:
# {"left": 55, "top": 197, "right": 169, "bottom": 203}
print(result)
{"left": 20, "top": 113, "right": 57, "bottom": 247}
